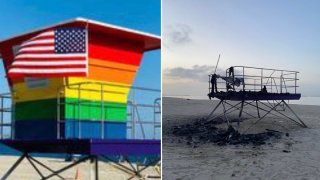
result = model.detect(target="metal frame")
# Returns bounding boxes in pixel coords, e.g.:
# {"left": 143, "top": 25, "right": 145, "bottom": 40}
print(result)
{"left": 0, "top": 82, "right": 161, "bottom": 179}
{"left": 206, "top": 99, "right": 307, "bottom": 131}
{"left": 101, "top": 156, "right": 161, "bottom": 180}
{"left": 0, "top": 82, "right": 161, "bottom": 140}
{"left": 153, "top": 98, "right": 161, "bottom": 139}
{"left": 210, "top": 66, "right": 299, "bottom": 94}
{"left": 127, "top": 97, "right": 161, "bottom": 139}
{"left": 0, "top": 93, "right": 12, "bottom": 139}
{"left": 207, "top": 66, "right": 307, "bottom": 130}
{"left": 1, "top": 152, "right": 160, "bottom": 180}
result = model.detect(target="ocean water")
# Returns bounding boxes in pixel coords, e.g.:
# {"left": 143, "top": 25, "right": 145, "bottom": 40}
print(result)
{"left": 292, "top": 97, "right": 320, "bottom": 106}
{"left": 166, "top": 95, "right": 320, "bottom": 106}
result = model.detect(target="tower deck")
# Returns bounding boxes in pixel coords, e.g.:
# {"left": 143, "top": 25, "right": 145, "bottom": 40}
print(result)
{"left": 207, "top": 66, "right": 307, "bottom": 130}
{"left": 0, "top": 139, "right": 160, "bottom": 156}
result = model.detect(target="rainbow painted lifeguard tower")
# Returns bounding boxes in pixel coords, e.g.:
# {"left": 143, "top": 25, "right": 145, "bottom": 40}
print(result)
{"left": 0, "top": 18, "right": 161, "bottom": 179}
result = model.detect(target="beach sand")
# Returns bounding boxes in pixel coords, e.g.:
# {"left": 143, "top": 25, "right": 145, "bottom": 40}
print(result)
{"left": 163, "top": 97, "right": 320, "bottom": 180}
{"left": 0, "top": 155, "right": 160, "bottom": 179}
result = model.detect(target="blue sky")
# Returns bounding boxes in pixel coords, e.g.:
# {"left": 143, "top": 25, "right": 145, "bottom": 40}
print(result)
{"left": 0, "top": 0, "right": 160, "bottom": 139}
{"left": 163, "top": 0, "right": 320, "bottom": 97}
{"left": 0, "top": 0, "right": 161, "bottom": 91}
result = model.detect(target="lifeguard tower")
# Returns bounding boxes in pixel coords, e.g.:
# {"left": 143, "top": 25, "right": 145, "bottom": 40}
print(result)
{"left": 207, "top": 66, "right": 307, "bottom": 132}
{"left": 0, "top": 18, "right": 161, "bottom": 179}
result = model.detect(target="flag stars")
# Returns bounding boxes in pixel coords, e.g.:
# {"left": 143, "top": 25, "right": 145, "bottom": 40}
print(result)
{"left": 55, "top": 28, "right": 86, "bottom": 54}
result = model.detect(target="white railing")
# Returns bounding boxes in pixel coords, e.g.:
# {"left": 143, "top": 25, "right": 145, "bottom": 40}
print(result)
{"left": 209, "top": 66, "right": 299, "bottom": 94}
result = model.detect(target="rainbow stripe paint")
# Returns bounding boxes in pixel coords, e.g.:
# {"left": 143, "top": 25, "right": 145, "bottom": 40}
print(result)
{"left": 0, "top": 18, "right": 160, "bottom": 140}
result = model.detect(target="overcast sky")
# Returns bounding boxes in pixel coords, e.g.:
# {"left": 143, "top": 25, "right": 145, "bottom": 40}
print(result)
{"left": 163, "top": 0, "right": 320, "bottom": 97}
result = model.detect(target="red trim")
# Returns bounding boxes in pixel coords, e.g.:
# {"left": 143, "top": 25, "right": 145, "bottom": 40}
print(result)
{"left": 15, "top": 57, "right": 86, "bottom": 61}
{"left": 0, "top": 20, "right": 160, "bottom": 53}
{"left": 0, "top": 19, "right": 160, "bottom": 81}
{"left": 12, "top": 64, "right": 86, "bottom": 69}
{"left": 17, "top": 50, "right": 55, "bottom": 55}
{"left": 26, "top": 35, "right": 54, "bottom": 42}
{"left": 8, "top": 72, "right": 86, "bottom": 78}
{"left": 11, "top": 64, "right": 86, "bottom": 69}
{"left": 22, "top": 43, "right": 55, "bottom": 48}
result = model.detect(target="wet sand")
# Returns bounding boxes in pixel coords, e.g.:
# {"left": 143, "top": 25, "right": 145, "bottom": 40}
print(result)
{"left": 163, "top": 97, "right": 320, "bottom": 180}
{"left": 0, "top": 155, "right": 160, "bottom": 179}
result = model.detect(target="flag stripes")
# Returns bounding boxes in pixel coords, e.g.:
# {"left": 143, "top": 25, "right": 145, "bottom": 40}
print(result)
{"left": 9, "top": 28, "right": 87, "bottom": 77}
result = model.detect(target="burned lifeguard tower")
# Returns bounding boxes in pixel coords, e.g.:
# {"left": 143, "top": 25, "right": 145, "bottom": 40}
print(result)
{"left": 207, "top": 66, "right": 307, "bottom": 132}
{"left": 0, "top": 18, "right": 161, "bottom": 179}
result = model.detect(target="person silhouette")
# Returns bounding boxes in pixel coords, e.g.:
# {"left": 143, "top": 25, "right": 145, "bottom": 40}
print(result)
{"left": 209, "top": 73, "right": 218, "bottom": 98}
{"left": 261, "top": 85, "right": 267, "bottom": 93}
{"left": 227, "top": 67, "right": 235, "bottom": 90}
{"left": 229, "top": 67, "right": 234, "bottom": 77}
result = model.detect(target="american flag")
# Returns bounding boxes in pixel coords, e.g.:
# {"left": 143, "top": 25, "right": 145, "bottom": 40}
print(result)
{"left": 9, "top": 28, "right": 87, "bottom": 77}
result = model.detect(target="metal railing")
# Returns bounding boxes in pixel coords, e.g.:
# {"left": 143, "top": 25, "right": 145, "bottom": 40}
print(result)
{"left": 57, "top": 81, "right": 161, "bottom": 140}
{"left": 0, "top": 83, "right": 161, "bottom": 140}
{"left": 126, "top": 97, "right": 161, "bottom": 139}
{"left": 209, "top": 66, "right": 299, "bottom": 94}
{"left": 153, "top": 98, "right": 161, "bottom": 139}
{"left": 0, "top": 93, "right": 13, "bottom": 139}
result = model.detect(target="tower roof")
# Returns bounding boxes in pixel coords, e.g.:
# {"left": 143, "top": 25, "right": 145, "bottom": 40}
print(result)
{"left": 0, "top": 17, "right": 161, "bottom": 52}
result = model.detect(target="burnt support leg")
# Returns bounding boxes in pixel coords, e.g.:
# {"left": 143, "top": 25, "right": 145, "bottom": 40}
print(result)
{"left": 282, "top": 100, "right": 307, "bottom": 128}
{"left": 246, "top": 101, "right": 290, "bottom": 122}
{"left": 210, "top": 101, "right": 243, "bottom": 120}
{"left": 223, "top": 101, "right": 256, "bottom": 119}
{"left": 259, "top": 101, "right": 307, "bottom": 128}
{"left": 256, "top": 100, "right": 261, "bottom": 118}
{"left": 244, "top": 101, "right": 283, "bottom": 133}
{"left": 206, "top": 100, "right": 222, "bottom": 121}
{"left": 221, "top": 101, "right": 230, "bottom": 126}
{"left": 238, "top": 100, "right": 244, "bottom": 129}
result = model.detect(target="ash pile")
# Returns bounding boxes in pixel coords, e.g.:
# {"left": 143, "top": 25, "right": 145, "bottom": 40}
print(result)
{"left": 172, "top": 118, "right": 283, "bottom": 146}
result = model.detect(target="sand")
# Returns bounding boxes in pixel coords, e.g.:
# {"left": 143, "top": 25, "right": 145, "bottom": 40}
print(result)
{"left": 163, "top": 97, "right": 320, "bottom": 180}
{"left": 0, "top": 155, "right": 160, "bottom": 179}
